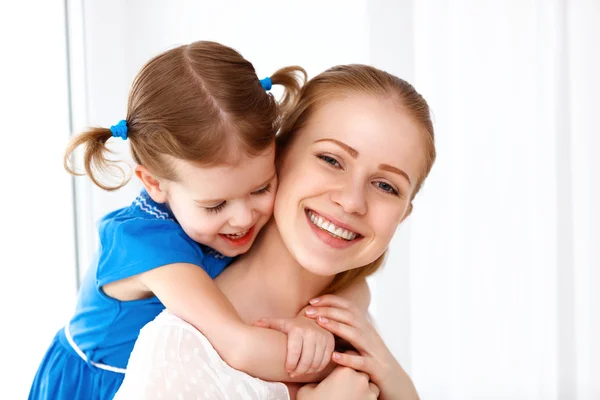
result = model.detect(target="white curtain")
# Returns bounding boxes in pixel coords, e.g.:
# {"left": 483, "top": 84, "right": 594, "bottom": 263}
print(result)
{"left": 370, "top": 1, "right": 599, "bottom": 398}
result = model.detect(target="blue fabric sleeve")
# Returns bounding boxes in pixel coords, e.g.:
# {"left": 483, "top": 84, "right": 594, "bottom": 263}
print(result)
{"left": 96, "top": 217, "right": 206, "bottom": 287}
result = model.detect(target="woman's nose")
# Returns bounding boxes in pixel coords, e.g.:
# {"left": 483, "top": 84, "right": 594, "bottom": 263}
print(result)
{"left": 330, "top": 183, "right": 367, "bottom": 215}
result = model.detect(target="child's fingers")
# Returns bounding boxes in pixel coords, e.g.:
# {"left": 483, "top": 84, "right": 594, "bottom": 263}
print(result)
{"left": 292, "top": 340, "right": 316, "bottom": 377}
{"left": 306, "top": 338, "right": 325, "bottom": 374}
{"left": 318, "top": 335, "right": 336, "bottom": 372}
{"left": 285, "top": 334, "right": 303, "bottom": 372}
{"left": 254, "top": 318, "right": 289, "bottom": 333}
{"left": 305, "top": 306, "right": 355, "bottom": 326}
{"left": 332, "top": 351, "right": 372, "bottom": 375}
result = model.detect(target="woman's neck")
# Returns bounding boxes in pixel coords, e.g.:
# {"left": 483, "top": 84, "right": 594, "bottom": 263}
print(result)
{"left": 216, "top": 219, "right": 333, "bottom": 323}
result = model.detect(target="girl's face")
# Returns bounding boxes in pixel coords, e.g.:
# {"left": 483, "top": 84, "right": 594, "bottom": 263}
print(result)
{"left": 158, "top": 144, "right": 277, "bottom": 257}
{"left": 274, "top": 94, "right": 427, "bottom": 276}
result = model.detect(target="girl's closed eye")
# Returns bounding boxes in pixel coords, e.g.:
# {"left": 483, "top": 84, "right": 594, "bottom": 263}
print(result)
{"left": 204, "top": 202, "right": 226, "bottom": 214}
{"left": 252, "top": 183, "right": 272, "bottom": 195}
{"left": 204, "top": 183, "right": 272, "bottom": 215}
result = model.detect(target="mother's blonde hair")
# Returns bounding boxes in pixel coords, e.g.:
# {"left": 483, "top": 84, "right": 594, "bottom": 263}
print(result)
{"left": 276, "top": 64, "right": 436, "bottom": 294}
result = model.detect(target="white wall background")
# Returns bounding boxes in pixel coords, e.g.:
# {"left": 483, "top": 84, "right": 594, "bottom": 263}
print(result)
{"left": 1, "top": 1, "right": 77, "bottom": 398}
{"left": 3, "top": 0, "right": 598, "bottom": 398}
{"left": 407, "top": 2, "right": 599, "bottom": 398}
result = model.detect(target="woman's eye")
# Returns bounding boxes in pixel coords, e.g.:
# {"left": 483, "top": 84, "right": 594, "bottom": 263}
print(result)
{"left": 252, "top": 183, "right": 272, "bottom": 195}
{"left": 204, "top": 202, "right": 226, "bottom": 214}
{"left": 318, "top": 155, "right": 341, "bottom": 168}
{"left": 374, "top": 181, "right": 399, "bottom": 196}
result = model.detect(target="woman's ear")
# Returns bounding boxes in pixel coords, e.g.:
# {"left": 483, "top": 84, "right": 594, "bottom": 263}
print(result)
{"left": 135, "top": 165, "right": 167, "bottom": 203}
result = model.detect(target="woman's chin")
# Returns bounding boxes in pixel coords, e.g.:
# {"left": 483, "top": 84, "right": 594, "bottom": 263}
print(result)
{"left": 305, "top": 265, "right": 338, "bottom": 277}
{"left": 295, "top": 253, "right": 348, "bottom": 277}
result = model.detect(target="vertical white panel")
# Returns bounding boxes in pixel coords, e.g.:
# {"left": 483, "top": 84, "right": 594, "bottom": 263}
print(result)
{"left": 410, "top": 1, "right": 560, "bottom": 398}
{"left": 0, "top": 1, "right": 76, "bottom": 398}
{"left": 569, "top": 0, "right": 600, "bottom": 398}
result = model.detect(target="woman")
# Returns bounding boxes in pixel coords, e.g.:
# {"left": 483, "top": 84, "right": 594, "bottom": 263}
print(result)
{"left": 115, "top": 64, "right": 436, "bottom": 399}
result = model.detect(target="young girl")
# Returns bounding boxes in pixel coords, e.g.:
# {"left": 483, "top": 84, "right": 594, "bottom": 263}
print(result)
{"left": 29, "top": 41, "right": 361, "bottom": 400}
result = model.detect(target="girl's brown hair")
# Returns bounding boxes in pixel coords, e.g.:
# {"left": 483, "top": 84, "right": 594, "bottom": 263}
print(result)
{"left": 64, "top": 41, "right": 306, "bottom": 190}
{"left": 276, "top": 64, "right": 436, "bottom": 294}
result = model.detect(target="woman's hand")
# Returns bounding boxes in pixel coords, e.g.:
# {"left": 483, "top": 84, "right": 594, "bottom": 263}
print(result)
{"left": 296, "top": 365, "right": 379, "bottom": 400}
{"left": 305, "top": 295, "right": 419, "bottom": 400}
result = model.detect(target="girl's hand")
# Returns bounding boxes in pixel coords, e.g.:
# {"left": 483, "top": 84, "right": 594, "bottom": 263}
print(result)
{"left": 254, "top": 314, "right": 336, "bottom": 377}
{"left": 306, "top": 295, "right": 418, "bottom": 400}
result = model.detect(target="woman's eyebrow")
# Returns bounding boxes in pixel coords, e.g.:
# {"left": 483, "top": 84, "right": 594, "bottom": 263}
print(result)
{"left": 378, "top": 163, "right": 412, "bottom": 185}
{"left": 314, "top": 138, "right": 359, "bottom": 158}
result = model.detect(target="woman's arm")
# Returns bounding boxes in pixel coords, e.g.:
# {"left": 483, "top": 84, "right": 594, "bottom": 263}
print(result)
{"left": 138, "top": 263, "right": 328, "bottom": 383}
{"left": 306, "top": 294, "right": 419, "bottom": 400}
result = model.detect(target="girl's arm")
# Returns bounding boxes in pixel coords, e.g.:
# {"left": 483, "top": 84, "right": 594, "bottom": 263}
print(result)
{"left": 253, "top": 278, "right": 371, "bottom": 377}
{"left": 138, "top": 262, "right": 327, "bottom": 383}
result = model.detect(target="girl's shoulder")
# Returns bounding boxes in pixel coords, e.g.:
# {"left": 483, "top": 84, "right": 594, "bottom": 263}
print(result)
{"left": 97, "top": 189, "right": 185, "bottom": 244}
{"left": 101, "top": 189, "right": 177, "bottom": 226}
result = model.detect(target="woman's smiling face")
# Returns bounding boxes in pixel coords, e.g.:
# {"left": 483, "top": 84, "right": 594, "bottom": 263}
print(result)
{"left": 273, "top": 94, "right": 428, "bottom": 276}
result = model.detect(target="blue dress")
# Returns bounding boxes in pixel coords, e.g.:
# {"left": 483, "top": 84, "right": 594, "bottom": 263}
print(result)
{"left": 29, "top": 190, "right": 232, "bottom": 399}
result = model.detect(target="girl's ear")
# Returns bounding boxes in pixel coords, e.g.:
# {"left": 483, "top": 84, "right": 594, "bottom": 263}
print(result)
{"left": 135, "top": 165, "right": 167, "bottom": 203}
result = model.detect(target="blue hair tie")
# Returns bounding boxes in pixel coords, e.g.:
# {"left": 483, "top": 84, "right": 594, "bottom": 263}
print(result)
{"left": 110, "top": 119, "right": 128, "bottom": 140}
{"left": 260, "top": 77, "right": 272, "bottom": 91}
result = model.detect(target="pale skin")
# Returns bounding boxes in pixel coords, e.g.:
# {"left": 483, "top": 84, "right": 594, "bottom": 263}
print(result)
{"left": 198, "top": 93, "right": 424, "bottom": 398}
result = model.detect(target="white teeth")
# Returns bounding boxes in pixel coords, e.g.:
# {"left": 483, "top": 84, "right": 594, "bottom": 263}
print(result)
{"left": 225, "top": 230, "right": 248, "bottom": 238}
{"left": 306, "top": 210, "right": 358, "bottom": 241}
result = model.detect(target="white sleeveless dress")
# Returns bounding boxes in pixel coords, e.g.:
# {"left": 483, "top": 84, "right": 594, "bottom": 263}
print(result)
{"left": 114, "top": 310, "right": 290, "bottom": 400}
